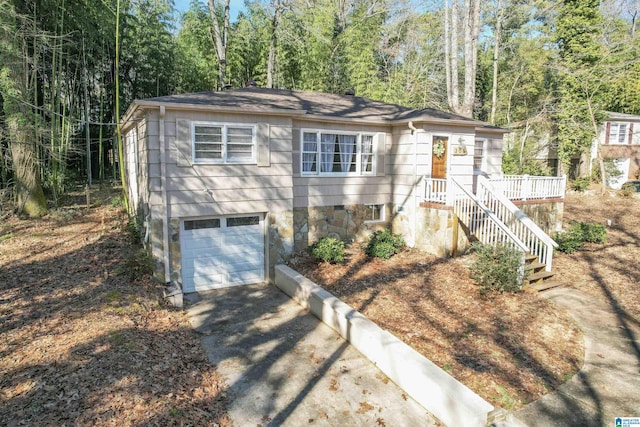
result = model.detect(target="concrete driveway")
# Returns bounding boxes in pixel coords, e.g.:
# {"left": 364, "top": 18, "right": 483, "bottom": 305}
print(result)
{"left": 186, "top": 283, "right": 439, "bottom": 426}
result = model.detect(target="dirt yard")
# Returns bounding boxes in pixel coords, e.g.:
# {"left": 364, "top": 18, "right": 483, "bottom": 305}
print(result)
{"left": 288, "top": 192, "right": 640, "bottom": 410}
{"left": 0, "top": 189, "right": 230, "bottom": 426}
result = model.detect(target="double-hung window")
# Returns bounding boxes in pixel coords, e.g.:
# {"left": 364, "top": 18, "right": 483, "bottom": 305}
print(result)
{"left": 301, "top": 130, "right": 375, "bottom": 175}
{"left": 193, "top": 123, "right": 256, "bottom": 163}
{"left": 608, "top": 123, "right": 628, "bottom": 145}
{"left": 473, "top": 139, "right": 485, "bottom": 172}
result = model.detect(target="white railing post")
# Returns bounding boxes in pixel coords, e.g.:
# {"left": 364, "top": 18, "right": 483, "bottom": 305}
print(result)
{"left": 522, "top": 174, "right": 530, "bottom": 201}
{"left": 446, "top": 177, "right": 454, "bottom": 207}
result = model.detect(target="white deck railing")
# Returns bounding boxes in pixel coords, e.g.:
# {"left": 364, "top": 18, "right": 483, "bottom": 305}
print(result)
{"left": 423, "top": 177, "right": 448, "bottom": 204}
{"left": 422, "top": 175, "right": 558, "bottom": 271}
{"left": 488, "top": 175, "right": 566, "bottom": 201}
{"left": 450, "top": 179, "right": 528, "bottom": 272}
{"left": 477, "top": 176, "right": 558, "bottom": 271}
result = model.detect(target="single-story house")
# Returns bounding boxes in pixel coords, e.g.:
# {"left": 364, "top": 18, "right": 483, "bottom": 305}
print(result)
{"left": 590, "top": 111, "right": 640, "bottom": 189}
{"left": 121, "top": 88, "right": 565, "bottom": 295}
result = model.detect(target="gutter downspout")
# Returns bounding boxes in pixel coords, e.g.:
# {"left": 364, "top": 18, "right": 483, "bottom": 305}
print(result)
{"left": 159, "top": 105, "right": 170, "bottom": 283}
{"left": 408, "top": 121, "right": 418, "bottom": 248}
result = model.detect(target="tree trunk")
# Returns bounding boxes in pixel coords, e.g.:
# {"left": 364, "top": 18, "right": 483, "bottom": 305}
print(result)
{"left": 447, "top": 0, "right": 460, "bottom": 113}
{"left": 461, "top": 0, "right": 480, "bottom": 117}
{"left": 208, "top": 0, "right": 230, "bottom": 90}
{"left": 490, "top": 0, "right": 503, "bottom": 125}
{"left": 445, "top": 0, "right": 479, "bottom": 118}
{"left": 267, "top": 0, "right": 285, "bottom": 89}
{"left": 7, "top": 116, "right": 47, "bottom": 217}
{"left": 0, "top": 3, "right": 47, "bottom": 217}
{"left": 444, "top": 1, "right": 453, "bottom": 109}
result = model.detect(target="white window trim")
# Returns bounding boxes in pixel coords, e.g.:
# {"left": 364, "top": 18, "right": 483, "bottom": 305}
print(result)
{"left": 191, "top": 121, "right": 257, "bottom": 164}
{"left": 608, "top": 122, "right": 629, "bottom": 145}
{"left": 300, "top": 129, "right": 376, "bottom": 176}
{"left": 364, "top": 204, "right": 385, "bottom": 223}
{"left": 473, "top": 138, "right": 487, "bottom": 174}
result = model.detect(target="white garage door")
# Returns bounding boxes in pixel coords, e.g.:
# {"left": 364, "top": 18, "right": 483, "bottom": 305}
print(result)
{"left": 181, "top": 215, "right": 265, "bottom": 293}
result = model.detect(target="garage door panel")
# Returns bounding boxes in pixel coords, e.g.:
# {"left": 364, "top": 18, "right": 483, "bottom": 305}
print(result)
{"left": 190, "top": 274, "right": 226, "bottom": 291}
{"left": 224, "top": 234, "right": 263, "bottom": 246}
{"left": 183, "top": 240, "right": 225, "bottom": 252}
{"left": 228, "top": 269, "right": 264, "bottom": 285}
{"left": 181, "top": 215, "right": 265, "bottom": 292}
{"left": 183, "top": 228, "right": 224, "bottom": 240}
{"left": 184, "top": 255, "right": 262, "bottom": 272}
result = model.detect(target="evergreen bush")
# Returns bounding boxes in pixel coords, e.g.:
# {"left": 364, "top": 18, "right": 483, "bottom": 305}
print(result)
{"left": 365, "top": 229, "right": 405, "bottom": 259}
{"left": 554, "top": 221, "right": 606, "bottom": 253}
{"left": 309, "top": 237, "right": 345, "bottom": 263}
{"left": 469, "top": 243, "right": 523, "bottom": 293}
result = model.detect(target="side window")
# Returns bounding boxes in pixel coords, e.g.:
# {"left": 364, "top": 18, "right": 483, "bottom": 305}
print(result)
{"left": 365, "top": 204, "right": 385, "bottom": 222}
{"left": 193, "top": 123, "right": 256, "bottom": 163}
{"left": 473, "top": 139, "right": 485, "bottom": 172}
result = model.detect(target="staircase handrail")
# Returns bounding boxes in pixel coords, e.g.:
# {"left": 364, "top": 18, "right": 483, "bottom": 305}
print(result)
{"left": 477, "top": 175, "right": 558, "bottom": 271}
{"left": 450, "top": 178, "right": 529, "bottom": 254}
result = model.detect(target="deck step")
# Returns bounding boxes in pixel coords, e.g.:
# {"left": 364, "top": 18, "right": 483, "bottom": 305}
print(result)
{"left": 524, "top": 262, "right": 546, "bottom": 272}
{"left": 525, "top": 280, "right": 563, "bottom": 292}
{"left": 525, "top": 270, "right": 555, "bottom": 283}
{"left": 524, "top": 253, "right": 538, "bottom": 262}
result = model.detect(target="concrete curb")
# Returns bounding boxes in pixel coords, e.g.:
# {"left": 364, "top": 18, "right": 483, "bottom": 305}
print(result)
{"left": 275, "top": 264, "right": 496, "bottom": 427}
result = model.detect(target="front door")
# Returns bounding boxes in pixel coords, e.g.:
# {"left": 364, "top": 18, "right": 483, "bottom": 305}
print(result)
{"left": 431, "top": 136, "right": 448, "bottom": 179}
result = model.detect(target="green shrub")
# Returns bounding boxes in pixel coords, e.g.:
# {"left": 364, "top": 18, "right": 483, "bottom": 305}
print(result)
{"left": 578, "top": 222, "right": 606, "bottom": 244}
{"left": 554, "top": 221, "right": 606, "bottom": 253}
{"left": 365, "top": 229, "right": 405, "bottom": 259}
{"left": 569, "top": 177, "right": 591, "bottom": 192}
{"left": 554, "top": 228, "right": 584, "bottom": 254}
{"left": 469, "top": 242, "right": 523, "bottom": 293}
{"left": 309, "top": 237, "right": 345, "bottom": 263}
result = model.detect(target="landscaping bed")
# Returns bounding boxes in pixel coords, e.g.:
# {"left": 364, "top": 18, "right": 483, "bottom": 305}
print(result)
{"left": 288, "top": 245, "right": 583, "bottom": 410}
{"left": 0, "top": 188, "right": 230, "bottom": 426}
{"left": 288, "top": 191, "right": 640, "bottom": 410}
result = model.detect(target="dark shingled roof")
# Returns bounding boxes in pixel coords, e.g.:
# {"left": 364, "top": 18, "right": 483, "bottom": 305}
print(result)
{"left": 139, "top": 88, "right": 483, "bottom": 124}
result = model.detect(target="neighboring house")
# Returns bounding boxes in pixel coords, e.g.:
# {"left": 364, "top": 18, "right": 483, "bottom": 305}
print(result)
{"left": 121, "top": 88, "right": 565, "bottom": 295}
{"left": 590, "top": 111, "right": 640, "bottom": 189}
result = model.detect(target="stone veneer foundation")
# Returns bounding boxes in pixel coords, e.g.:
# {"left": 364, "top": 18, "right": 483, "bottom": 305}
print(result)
{"left": 145, "top": 200, "right": 563, "bottom": 288}
{"left": 292, "top": 204, "right": 390, "bottom": 252}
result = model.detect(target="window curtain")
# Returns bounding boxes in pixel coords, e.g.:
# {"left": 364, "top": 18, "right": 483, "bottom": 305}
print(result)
{"left": 302, "top": 133, "right": 317, "bottom": 172}
{"left": 321, "top": 134, "right": 336, "bottom": 172}
{"left": 361, "top": 135, "right": 373, "bottom": 172}
{"left": 338, "top": 135, "right": 356, "bottom": 172}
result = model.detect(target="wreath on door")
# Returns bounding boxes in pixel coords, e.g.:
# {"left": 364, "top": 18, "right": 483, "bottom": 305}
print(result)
{"left": 433, "top": 140, "right": 445, "bottom": 158}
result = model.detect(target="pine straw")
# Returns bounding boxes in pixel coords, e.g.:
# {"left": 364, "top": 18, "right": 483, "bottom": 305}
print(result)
{"left": 288, "top": 192, "right": 640, "bottom": 410}
{"left": 0, "top": 194, "right": 230, "bottom": 426}
{"left": 289, "top": 248, "right": 583, "bottom": 410}
{"left": 554, "top": 192, "right": 640, "bottom": 324}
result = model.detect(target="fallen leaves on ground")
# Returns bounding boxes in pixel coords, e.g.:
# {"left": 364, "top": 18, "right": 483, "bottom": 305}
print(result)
{"left": 286, "top": 194, "right": 640, "bottom": 410}
{"left": 0, "top": 188, "right": 230, "bottom": 426}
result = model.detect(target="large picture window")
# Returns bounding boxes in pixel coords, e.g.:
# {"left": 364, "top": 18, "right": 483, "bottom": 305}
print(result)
{"left": 192, "top": 123, "right": 256, "bottom": 163}
{"left": 301, "top": 130, "right": 375, "bottom": 175}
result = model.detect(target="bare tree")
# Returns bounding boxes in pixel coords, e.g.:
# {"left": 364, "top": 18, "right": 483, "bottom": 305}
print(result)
{"left": 208, "top": 0, "right": 231, "bottom": 89}
{"left": 444, "top": 0, "right": 481, "bottom": 117}
{"left": 489, "top": 0, "right": 503, "bottom": 125}
{"left": 267, "top": 0, "right": 290, "bottom": 88}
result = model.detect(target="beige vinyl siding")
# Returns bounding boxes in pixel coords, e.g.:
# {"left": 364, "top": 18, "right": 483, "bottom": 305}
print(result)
{"left": 137, "top": 119, "right": 151, "bottom": 216}
{"left": 124, "top": 119, "right": 152, "bottom": 216}
{"left": 291, "top": 119, "right": 392, "bottom": 208}
{"left": 145, "top": 109, "right": 293, "bottom": 218}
